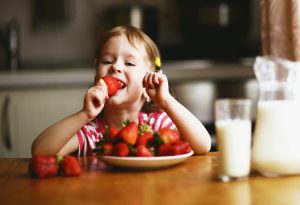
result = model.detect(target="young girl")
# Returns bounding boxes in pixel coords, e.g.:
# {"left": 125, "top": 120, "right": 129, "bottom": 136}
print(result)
{"left": 31, "top": 25, "right": 211, "bottom": 156}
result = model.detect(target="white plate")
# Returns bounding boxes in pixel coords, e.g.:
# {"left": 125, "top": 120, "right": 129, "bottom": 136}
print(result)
{"left": 98, "top": 151, "right": 194, "bottom": 170}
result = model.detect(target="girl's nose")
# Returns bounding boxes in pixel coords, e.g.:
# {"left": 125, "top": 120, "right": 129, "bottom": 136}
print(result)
{"left": 109, "top": 63, "right": 122, "bottom": 73}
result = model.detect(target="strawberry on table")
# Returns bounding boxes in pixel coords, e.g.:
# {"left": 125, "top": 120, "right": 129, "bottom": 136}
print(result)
{"left": 118, "top": 121, "right": 138, "bottom": 145}
{"left": 102, "top": 75, "right": 125, "bottom": 97}
{"left": 61, "top": 156, "right": 82, "bottom": 177}
{"left": 29, "top": 155, "right": 58, "bottom": 178}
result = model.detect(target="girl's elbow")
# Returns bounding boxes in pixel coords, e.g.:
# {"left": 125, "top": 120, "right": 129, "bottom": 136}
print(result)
{"left": 203, "top": 142, "right": 212, "bottom": 153}
{"left": 31, "top": 139, "right": 46, "bottom": 156}
{"left": 193, "top": 138, "right": 212, "bottom": 155}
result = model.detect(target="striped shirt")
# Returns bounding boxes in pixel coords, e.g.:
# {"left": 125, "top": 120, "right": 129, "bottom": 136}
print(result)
{"left": 76, "top": 112, "right": 176, "bottom": 156}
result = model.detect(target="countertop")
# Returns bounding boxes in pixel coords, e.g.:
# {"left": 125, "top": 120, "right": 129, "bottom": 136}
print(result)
{"left": 1, "top": 152, "right": 300, "bottom": 205}
{"left": 0, "top": 60, "right": 255, "bottom": 89}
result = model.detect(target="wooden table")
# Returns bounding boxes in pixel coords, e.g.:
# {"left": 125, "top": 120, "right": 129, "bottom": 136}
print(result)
{"left": 1, "top": 152, "right": 300, "bottom": 205}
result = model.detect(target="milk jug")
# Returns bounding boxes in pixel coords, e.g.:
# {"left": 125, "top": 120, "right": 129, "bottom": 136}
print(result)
{"left": 252, "top": 56, "right": 300, "bottom": 177}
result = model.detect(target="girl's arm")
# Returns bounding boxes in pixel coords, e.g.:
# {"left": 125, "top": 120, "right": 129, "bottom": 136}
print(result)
{"left": 143, "top": 72, "right": 211, "bottom": 155}
{"left": 31, "top": 111, "right": 88, "bottom": 156}
{"left": 159, "top": 95, "right": 211, "bottom": 154}
{"left": 31, "top": 79, "right": 108, "bottom": 156}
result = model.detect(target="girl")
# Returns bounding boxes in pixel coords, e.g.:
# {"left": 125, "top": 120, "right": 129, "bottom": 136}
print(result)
{"left": 31, "top": 25, "right": 211, "bottom": 156}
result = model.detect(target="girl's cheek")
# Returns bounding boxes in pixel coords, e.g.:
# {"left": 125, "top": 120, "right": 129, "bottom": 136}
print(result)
{"left": 97, "top": 69, "right": 108, "bottom": 78}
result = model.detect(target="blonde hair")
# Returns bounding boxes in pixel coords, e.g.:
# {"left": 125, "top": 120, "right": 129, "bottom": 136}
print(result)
{"left": 96, "top": 25, "right": 161, "bottom": 71}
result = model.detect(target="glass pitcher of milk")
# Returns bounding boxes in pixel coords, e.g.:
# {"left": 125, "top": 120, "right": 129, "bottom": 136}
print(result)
{"left": 252, "top": 56, "right": 300, "bottom": 177}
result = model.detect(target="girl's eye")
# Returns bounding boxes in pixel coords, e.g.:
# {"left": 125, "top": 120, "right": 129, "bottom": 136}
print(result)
{"left": 101, "top": 60, "right": 113, "bottom": 65}
{"left": 126, "top": 62, "right": 136, "bottom": 66}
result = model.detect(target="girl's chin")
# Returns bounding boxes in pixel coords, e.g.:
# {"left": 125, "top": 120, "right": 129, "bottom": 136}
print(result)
{"left": 106, "top": 95, "right": 127, "bottom": 106}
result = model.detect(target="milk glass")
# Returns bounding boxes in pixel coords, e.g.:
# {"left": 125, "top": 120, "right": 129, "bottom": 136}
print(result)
{"left": 215, "top": 99, "right": 252, "bottom": 182}
{"left": 252, "top": 56, "right": 300, "bottom": 177}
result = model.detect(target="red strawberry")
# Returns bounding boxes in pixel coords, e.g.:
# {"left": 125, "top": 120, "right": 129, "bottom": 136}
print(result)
{"left": 112, "top": 143, "right": 130, "bottom": 157}
{"left": 158, "top": 141, "right": 192, "bottom": 156}
{"left": 158, "top": 144, "right": 175, "bottom": 156}
{"left": 136, "top": 132, "right": 154, "bottom": 146}
{"left": 137, "top": 124, "right": 153, "bottom": 146}
{"left": 99, "top": 143, "right": 113, "bottom": 156}
{"left": 61, "top": 156, "right": 82, "bottom": 176}
{"left": 118, "top": 121, "right": 138, "bottom": 145}
{"left": 102, "top": 75, "right": 124, "bottom": 97}
{"left": 157, "top": 128, "right": 180, "bottom": 144}
{"left": 172, "top": 140, "right": 192, "bottom": 155}
{"left": 108, "top": 127, "right": 119, "bottom": 139}
{"left": 104, "top": 126, "right": 119, "bottom": 143}
{"left": 136, "top": 145, "right": 154, "bottom": 157}
{"left": 29, "top": 155, "right": 58, "bottom": 178}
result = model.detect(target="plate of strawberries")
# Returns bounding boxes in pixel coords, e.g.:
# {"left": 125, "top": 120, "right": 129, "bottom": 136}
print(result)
{"left": 94, "top": 121, "right": 194, "bottom": 170}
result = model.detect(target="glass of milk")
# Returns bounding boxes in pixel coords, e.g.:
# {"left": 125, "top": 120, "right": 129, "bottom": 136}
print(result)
{"left": 215, "top": 99, "right": 252, "bottom": 182}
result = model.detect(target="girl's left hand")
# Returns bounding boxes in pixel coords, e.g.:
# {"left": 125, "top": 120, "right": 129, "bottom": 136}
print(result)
{"left": 143, "top": 72, "right": 171, "bottom": 109}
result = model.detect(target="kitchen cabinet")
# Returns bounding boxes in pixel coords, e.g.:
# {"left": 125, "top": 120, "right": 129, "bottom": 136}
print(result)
{"left": 0, "top": 87, "right": 86, "bottom": 157}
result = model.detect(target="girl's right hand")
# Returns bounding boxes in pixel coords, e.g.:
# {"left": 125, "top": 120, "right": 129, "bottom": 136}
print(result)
{"left": 82, "top": 79, "right": 108, "bottom": 121}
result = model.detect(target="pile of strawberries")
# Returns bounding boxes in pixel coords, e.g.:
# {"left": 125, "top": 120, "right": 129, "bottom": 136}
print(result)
{"left": 29, "top": 155, "right": 82, "bottom": 178}
{"left": 94, "top": 121, "right": 192, "bottom": 157}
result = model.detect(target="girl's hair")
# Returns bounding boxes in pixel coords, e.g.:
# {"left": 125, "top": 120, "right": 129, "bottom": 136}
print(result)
{"left": 96, "top": 25, "right": 161, "bottom": 71}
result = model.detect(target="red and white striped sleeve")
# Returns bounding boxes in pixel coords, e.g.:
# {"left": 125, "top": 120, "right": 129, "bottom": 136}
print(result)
{"left": 139, "top": 112, "right": 176, "bottom": 131}
{"left": 77, "top": 120, "right": 103, "bottom": 156}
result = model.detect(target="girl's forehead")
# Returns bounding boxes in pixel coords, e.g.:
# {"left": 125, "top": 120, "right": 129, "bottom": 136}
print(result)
{"left": 101, "top": 35, "right": 148, "bottom": 58}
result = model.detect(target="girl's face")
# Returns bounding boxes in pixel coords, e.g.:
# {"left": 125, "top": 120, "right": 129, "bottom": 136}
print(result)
{"left": 96, "top": 34, "right": 150, "bottom": 107}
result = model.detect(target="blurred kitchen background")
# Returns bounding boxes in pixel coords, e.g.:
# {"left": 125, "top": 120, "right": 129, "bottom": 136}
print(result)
{"left": 0, "top": 0, "right": 261, "bottom": 157}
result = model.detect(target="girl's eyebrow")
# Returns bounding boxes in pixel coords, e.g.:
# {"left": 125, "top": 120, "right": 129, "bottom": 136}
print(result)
{"left": 100, "top": 51, "right": 140, "bottom": 60}
{"left": 123, "top": 53, "right": 138, "bottom": 59}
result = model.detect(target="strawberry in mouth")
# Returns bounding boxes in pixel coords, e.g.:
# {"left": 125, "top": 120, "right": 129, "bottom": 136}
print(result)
{"left": 102, "top": 75, "right": 126, "bottom": 97}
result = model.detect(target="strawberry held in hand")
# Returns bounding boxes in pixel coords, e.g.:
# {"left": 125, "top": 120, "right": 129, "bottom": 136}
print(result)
{"left": 29, "top": 155, "right": 58, "bottom": 178}
{"left": 102, "top": 75, "right": 125, "bottom": 97}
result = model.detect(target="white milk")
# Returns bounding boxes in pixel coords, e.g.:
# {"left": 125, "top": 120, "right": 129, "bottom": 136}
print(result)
{"left": 252, "top": 101, "right": 300, "bottom": 176}
{"left": 216, "top": 120, "right": 252, "bottom": 177}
